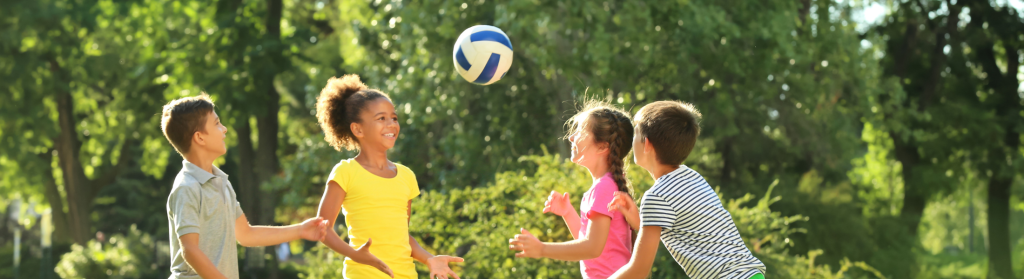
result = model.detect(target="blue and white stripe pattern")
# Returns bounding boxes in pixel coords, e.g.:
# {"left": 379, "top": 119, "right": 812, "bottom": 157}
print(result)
{"left": 453, "top": 25, "right": 513, "bottom": 85}
{"left": 639, "top": 165, "right": 766, "bottom": 279}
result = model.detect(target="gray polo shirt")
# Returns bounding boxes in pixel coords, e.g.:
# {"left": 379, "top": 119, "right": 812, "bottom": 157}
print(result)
{"left": 166, "top": 160, "right": 245, "bottom": 279}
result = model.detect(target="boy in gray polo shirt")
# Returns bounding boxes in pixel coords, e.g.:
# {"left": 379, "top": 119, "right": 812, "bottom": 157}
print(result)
{"left": 162, "top": 95, "right": 329, "bottom": 279}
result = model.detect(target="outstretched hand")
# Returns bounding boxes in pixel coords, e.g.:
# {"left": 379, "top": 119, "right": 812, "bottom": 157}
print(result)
{"left": 607, "top": 191, "right": 640, "bottom": 231}
{"left": 508, "top": 228, "right": 544, "bottom": 259}
{"left": 298, "top": 217, "right": 329, "bottom": 241}
{"left": 542, "top": 191, "right": 574, "bottom": 217}
{"left": 426, "top": 255, "right": 464, "bottom": 279}
{"left": 349, "top": 238, "right": 395, "bottom": 278}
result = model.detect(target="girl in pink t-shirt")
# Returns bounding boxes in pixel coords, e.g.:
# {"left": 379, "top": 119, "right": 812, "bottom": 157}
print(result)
{"left": 509, "top": 101, "right": 634, "bottom": 279}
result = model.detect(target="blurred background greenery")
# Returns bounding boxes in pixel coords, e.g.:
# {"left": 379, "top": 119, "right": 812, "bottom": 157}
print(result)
{"left": 1, "top": 0, "right": 1022, "bottom": 278}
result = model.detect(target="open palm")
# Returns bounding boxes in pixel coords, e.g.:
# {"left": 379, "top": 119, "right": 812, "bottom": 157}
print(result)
{"left": 542, "top": 191, "right": 574, "bottom": 217}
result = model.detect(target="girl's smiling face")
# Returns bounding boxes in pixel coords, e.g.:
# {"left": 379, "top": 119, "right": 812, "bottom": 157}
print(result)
{"left": 352, "top": 98, "right": 400, "bottom": 150}
{"left": 568, "top": 116, "right": 608, "bottom": 169}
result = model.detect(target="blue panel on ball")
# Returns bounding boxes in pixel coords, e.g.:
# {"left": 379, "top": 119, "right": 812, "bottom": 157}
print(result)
{"left": 473, "top": 53, "right": 501, "bottom": 84}
{"left": 501, "top": 71, "right": 507, "bottom": 79}
{"left": 455, "top": 48, "right": 472, "bottom": 71}
{"left": 470, "top": 31, "right": 513, "bottom": 51}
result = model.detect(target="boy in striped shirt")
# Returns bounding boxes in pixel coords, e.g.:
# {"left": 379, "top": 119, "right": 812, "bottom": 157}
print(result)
{"left": 607, "top": 101, "right": 766, "bottom": 279}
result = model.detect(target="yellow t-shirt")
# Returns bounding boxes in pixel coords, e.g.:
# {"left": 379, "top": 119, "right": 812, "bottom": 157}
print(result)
{"left": 328, "top": 159, "right": 421, "bottom": 279}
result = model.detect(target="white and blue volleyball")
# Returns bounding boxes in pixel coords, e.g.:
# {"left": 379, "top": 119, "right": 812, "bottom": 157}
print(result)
{"left": 453, "top": 25, "right": 513, "bottom": 85}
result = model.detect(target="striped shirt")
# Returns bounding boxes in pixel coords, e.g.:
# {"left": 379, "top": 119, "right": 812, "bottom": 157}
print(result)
{"left": 639, "top": 165, "right": 766, "bottom": 279}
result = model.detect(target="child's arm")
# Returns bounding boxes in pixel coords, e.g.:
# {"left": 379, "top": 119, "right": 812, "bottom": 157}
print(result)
{"left": 317, "top": 180, "right": 395, "bottom": 278}
{"left": 607, "top": 191, "right": 640, "bottom": 231}
{"left": 542, "top": 191, "right": 582, "bottom": 239}
{"left": 234, "top": 215, "right": 328, "bottom": 247}
{"left": 607, "top": 226, "right": 662, "bottom": 279}
{"left": 179, "top": 233, "right": 229, "bottom": 279}
{"left": 408, "top": 200, "right": 465, "bottom": 279}
{"left": 508, "top": 214, "right": 612, "bottom": 261}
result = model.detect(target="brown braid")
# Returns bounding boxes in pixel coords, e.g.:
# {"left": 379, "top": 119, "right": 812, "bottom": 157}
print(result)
{"left": 565, "top": 101, "right": 634, "bottom": 196}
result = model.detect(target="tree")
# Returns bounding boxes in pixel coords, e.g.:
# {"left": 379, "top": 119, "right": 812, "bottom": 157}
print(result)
{"left": 0, "top": 0, "right": 171, "bottom": 245}
{"left": 868, "top": 0, "right": 1022, "bottom": 277}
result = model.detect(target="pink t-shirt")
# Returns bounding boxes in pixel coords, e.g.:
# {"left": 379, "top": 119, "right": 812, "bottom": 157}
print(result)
{"left": 578, "top": 172, "right": 633, "bottom": 279}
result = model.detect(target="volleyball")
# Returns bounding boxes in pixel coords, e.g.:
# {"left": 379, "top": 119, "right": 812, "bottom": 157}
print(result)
{"left": 452, "top": 25, "right": 513, "bottom": 85}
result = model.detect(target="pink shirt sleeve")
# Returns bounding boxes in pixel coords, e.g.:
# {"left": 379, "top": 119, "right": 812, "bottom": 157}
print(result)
{"left": 585, "top": 175, "right": 619, "bottom": 219}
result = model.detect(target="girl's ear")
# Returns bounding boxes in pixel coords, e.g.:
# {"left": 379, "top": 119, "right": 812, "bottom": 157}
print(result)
{"left": 350, "top": 122, "right": 363, "bottom": 138}
{"left": 597, "top": 141, "right": 611, "bottom": 155}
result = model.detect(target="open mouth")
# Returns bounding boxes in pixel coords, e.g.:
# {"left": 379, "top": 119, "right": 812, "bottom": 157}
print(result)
{"left": 383, "top": 133, "right": 396, "bottom": 139}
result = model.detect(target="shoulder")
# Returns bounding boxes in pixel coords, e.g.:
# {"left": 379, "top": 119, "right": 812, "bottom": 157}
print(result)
{"left": 394, "top": 163, "right": 418, "bottom": 183}
{"left": 652, "top": 166, "right": 706, "bottom": 194}
{"left": 394, "top": 162, "right": 414, "bottom": 175}
{"left": 593, "top": 174, "right": 620, "bottom": 194}
{"left": 168, "top": 171, "right": 201, "bottom": 202}
{"left": 328, "top": 159, "right": 357, "bottom": 177}
{"left": 332, "top": 158, "right": 358, "bottom": 171}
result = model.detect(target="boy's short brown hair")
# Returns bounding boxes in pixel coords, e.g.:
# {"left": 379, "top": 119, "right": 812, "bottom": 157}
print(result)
{"left": 161, "top": 94, "right": 215, "bottom": 155}
{"left": 635, "top": 100, "right": 702, "bottom": 166}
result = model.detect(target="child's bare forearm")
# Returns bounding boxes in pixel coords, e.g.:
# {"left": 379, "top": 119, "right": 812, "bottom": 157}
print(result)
{"left": 239, "top": 225, "right": 301, "bottom": 247}
{"left": 561, "top": 211, "right": 582, "bottom": 239}
{"left": 180, "top": 234, "right": 229, "bottom": 279}
{"left": 409, "top": 235, "right": 435, "bottom": 264}
{"left": 609, "top": 226, "right": 662, "bottom": 279}
{"left": 321, "top": 232, "right": 359, "bottom": 257}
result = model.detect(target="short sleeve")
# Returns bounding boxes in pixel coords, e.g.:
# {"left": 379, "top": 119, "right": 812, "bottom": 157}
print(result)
{"left": 639, "top": 192, "right": 676, "bottom": 229}
{"left": 168, "top": 186, "right": 201, "bottom": 236}
{"left": 402, "top": 165, "right": 420, "bottom": 200}
{"left": 584, "top": 179, "right": 617, "bottom": 219}
{"left": 327, "top": 163, "right": 350, "bottom": 193}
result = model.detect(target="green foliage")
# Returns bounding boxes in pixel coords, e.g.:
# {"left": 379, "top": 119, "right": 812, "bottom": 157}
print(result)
{"left": 54, "top": 224, "right": 166, "bottom": 279}
{"left": 295, "top": 152, "right": 884, "bottom": 278}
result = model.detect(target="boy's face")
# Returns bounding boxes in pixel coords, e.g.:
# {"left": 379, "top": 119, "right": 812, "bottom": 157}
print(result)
{"left": 352, "top": 98, "right": 400, "bottom": 150}
{"left": 195, "top": 110, "right": 228, "bottom": 156}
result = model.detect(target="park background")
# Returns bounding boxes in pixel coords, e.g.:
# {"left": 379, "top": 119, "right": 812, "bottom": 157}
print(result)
{"left": 2, "top": 0, "right": 1023, "bottom": 278}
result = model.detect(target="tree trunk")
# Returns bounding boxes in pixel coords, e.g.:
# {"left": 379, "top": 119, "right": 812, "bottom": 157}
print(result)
{"left": 987, "top": 171, "right": 1014, "bottom": 279}
{"left": 891, "top": 135, "right": 925, "bottom": 236}
{"left": 54, "top": 90, "right": 92, "bottom": 245}
{"left": 255, "top": 0, "right": 284, "bottom": 277}
{"left": 235, "top": 119, "right": 265, "bottom": 274}
{"left": 39, "top": 152, "right": 72, "bottom": 244}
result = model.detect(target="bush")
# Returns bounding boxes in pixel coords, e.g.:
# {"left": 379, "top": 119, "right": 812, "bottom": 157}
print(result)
{"left": 55, "top": 224, "right": 166, "bottom": 279}
{"left": 297, "top": 152, "right": 887, "bottom": 278}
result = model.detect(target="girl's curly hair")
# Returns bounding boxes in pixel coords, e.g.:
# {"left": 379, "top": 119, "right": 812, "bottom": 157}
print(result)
{"left": 315, "top": 74, "right": 391, "bottom": 151}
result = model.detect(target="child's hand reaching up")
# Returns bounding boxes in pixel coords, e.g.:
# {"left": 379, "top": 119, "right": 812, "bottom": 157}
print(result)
{"left": 607, "top": 191, "right": 640, "bottom": 231}
{"left": 426, "top": 255, "right": 464, "bottom": 279}
{"left": 508, "top": 228, "right": 544, "bottom": 258}
{"left": 542, "top": 191, "right": 574, "bottom": 217}
{"left": 298, "top": 217, "right": 330, "bottom": 241}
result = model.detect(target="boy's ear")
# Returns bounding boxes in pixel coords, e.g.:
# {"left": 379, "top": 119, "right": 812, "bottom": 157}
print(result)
{"left": 643, "top": 137, "right": 655, "bottom": 156}
{"left": 192, "top": 131, "right": 205, "bottom": 147}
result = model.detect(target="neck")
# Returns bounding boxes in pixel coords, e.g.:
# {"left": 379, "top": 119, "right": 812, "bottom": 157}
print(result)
{"left": 585, "top": 161, "right": 610, "bottom": 182}
{"left": 648, "top": 163, "right": 680, "bottom": 180}
{"left": 184, "top": 151, "right": 218, "bottom": 174}
{"left": 355, "top": 145, "right": 390, "bottom": 169}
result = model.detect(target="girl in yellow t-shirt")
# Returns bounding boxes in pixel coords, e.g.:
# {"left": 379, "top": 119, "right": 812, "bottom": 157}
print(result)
{"left": 313, "top": 74, "right": 463, "bottom": 279}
